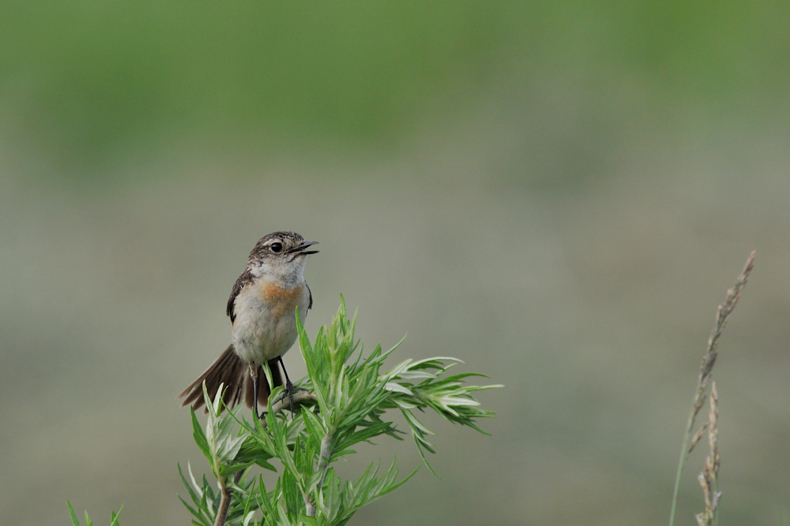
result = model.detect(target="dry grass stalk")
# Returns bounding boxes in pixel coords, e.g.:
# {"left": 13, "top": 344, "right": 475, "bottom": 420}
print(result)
{"left": 692, "top": 250, "right": 755, "bottom": 434}
{"left": 669, "top": 251, "right": 755, "bottom": 526}
{"left": 695, "top": 382, "right": 721, "bottom": 526}
{"left": 688, "top": 422, "right": 708, "bottom": 454}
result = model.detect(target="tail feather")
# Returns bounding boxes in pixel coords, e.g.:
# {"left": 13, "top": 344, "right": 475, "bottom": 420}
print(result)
{"left": 178, "top": 345, "right": 283, "bottom": 413}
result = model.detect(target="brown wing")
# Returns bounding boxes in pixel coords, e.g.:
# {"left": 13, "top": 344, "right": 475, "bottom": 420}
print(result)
{"left": 307, "top": 283, "right": 313, "bottom": 309}
{"left": 227, "top": 267, "right": 254, "bottom": 323}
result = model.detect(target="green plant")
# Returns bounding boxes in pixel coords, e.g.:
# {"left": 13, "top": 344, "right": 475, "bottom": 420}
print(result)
{"left": 180, "top": 297, "right": 501, "bottom": 526}
{"left": 66, "top": 501, "right": 122, "bottom": 526}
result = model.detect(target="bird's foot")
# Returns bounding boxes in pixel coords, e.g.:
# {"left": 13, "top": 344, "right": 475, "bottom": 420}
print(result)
{"left": 285, "top": 379, "right": 296, "bottom": 416}
{"left": 269, "top": 382, "right": 306, "bottom": 415}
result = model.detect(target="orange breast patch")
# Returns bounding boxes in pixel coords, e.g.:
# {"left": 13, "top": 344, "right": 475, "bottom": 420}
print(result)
{"left": 260, "top": 282, "right": 304, "bottom": 317}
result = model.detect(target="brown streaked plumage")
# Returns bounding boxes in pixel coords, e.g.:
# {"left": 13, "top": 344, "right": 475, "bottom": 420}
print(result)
{"left": 178, "top": 231, "right": 317, "bottom": 416}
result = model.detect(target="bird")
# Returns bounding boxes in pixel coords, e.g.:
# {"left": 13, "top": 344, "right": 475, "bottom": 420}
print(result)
{"left": 178, "top": 231, "right": 317, "bottom": 418}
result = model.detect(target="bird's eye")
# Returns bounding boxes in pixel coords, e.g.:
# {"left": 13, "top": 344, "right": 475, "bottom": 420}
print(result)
{"left": 270, "top": 242, "right": 283, "bottom": 253}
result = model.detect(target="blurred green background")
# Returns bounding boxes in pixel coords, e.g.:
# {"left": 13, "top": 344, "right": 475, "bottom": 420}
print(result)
{"left": 2, "top": 2, "right": 790, "bottom": 524}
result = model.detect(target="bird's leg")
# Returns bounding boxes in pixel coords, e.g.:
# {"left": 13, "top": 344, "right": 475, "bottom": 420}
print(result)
{"left": 278, "top": 356, "right": 295, "bottom": 416}
{"left": 250, "top": 363, "right": 263, "bottom": 420}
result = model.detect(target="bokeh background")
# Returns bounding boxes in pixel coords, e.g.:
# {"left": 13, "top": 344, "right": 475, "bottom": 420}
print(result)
{"left": 2, "top": 2, "right": 790, "bottom": 525}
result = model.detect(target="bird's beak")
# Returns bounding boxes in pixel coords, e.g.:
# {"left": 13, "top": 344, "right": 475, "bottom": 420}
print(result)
{"left": 288, "top": 240, "right": 319, "bottom": 255}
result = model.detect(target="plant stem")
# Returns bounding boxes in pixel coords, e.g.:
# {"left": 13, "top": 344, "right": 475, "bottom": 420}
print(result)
{"left": 214, "top": 472, "right": 243, "bottom": 526}
{"left": 669, "top": 412, "right": 696, "bottom": 526}
{"left": 270, "top": 390, "right": 317, "bottom": 415}
{"left": 214, "top": 476, "right": 230, "bottom": 526}
{"left": 317, "top": 434, "right": 333, "bottom": 488}
{"left": 306, "top": 431, "right": 334, "bottom": 517}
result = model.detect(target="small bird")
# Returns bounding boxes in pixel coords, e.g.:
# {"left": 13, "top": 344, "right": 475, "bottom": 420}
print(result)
{"left": 179, "top": 231, "right": 318, "bottom": 418}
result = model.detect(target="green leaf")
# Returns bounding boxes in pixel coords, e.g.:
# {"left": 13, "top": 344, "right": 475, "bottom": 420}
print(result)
{"left": 190, "top": 408, "right": 210, "bottom": 459}
{"left": 109, "top": 505, "right": 123, "bottom": 526}
{"left": 177, "top": 463, "right": 213, "bottom": 526}
{"left": 282, "top": 468, "right": 304, "bottom": 520}
{"left": 256, "top": 475, "right": 279, "bottom": 522}
{"left": 67, "top": 501, "right": 80, "bottom": 526}
{"left": 65, "top": 502, "right": 123, "bottom": 526}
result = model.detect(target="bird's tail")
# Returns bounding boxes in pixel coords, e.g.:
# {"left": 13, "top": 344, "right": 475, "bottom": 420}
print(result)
{"left": 178, "top": 345, "right": 283, "bottom": 412}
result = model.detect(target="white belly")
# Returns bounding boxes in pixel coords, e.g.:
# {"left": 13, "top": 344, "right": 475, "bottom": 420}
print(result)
{"left": 230, "top": 281, "right": 309, "bottom": 365}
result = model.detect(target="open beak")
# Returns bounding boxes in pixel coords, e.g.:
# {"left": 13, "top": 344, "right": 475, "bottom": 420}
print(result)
{"left": 288, "top": 240, "right": 319, "bottom": 255}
